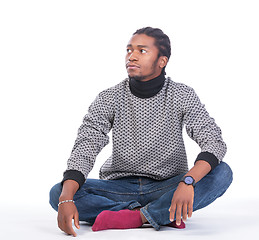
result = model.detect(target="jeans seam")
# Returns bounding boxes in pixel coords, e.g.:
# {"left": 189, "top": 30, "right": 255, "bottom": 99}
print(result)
{"left": 86, "top": 187, "right": 138, "bottom": 195}
{"left": 140, "top": 205, "right": 160, "bottom": 230}
{"left": 83, "top": 174, "right": 186, "bottom": 195}
{"left": 143, "top": 184, "right": 178, "bottom": 194}
{"left": 128, "top": 202, "right": 142, "bottom": 210}
{"left": 86, "top": 184, "right": 178, "bottom": 196}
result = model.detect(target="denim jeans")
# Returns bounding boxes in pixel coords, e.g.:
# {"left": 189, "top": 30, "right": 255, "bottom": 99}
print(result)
{"left": 49, "top": 162, "right": 232, "bottom": 230}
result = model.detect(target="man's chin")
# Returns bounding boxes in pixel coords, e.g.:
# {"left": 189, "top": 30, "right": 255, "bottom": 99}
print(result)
{"left": 128, "top": 75, "right": 143, "bottom": 81}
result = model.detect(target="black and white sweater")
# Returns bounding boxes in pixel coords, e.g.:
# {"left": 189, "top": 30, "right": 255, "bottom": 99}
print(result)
{"left": 62, "top": 76, "right": 227, "bottom": 188}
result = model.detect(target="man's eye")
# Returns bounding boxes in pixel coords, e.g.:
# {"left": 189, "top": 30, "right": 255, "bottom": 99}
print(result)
{"left": 140, "top": 49, "right": 147, "bottom": 53}
{"left": 127, "top": 49, "right": 132, "bottom": 53}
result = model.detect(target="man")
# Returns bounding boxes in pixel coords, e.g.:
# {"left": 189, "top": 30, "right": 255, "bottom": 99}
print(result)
{"left": 49, "top": 27, "right": 232, "bottom": 236}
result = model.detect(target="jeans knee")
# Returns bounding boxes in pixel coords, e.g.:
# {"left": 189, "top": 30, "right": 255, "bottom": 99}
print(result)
{"left": 222, "top": 162, "right": 233, "bottom": 185}
{"left": 49, "top": 183, "right": 62, "bottom": 211}
{"left": 215, "top": 162, "right": 233, "bottom": 191}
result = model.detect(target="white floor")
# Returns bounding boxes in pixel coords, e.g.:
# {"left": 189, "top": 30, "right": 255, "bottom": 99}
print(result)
{"left": 1, "top": 197, "right": 258, "bottom": 240}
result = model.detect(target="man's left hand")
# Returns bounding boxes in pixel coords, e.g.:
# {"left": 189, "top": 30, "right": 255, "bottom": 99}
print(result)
{"left": 169, "top": 182, "right": 194, "bottom": 225}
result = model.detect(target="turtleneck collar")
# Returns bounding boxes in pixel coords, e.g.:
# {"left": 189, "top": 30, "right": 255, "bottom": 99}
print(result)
{"left": 129, "top": 73, "right": 166, "bottom": 99}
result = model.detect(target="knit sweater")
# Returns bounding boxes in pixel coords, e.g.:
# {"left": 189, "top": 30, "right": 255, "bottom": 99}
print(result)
{"left": 62, "top": 77, "right": 227, "bottom": 188}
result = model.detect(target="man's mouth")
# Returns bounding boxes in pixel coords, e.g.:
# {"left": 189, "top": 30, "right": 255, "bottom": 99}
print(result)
{"left": 126, "top": 63, "right": 140, "bottom": 70}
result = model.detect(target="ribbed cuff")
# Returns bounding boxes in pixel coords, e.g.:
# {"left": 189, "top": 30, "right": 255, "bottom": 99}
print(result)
{"left": 195, "top": 152, "right": 219, "bottom": 171}
{"left": 61, "top": 170, "right": 86, "bottom": 189}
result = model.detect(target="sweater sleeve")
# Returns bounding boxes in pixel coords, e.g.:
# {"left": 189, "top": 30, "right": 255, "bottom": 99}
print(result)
{"left": 62, "top": 89, "right": 115, "bottom": 188}
{"left": 182, "top": 87, "right": 227, "bottom": 170}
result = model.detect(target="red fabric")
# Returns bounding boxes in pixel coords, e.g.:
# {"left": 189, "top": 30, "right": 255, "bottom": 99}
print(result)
{"left": 92, "top": 209, "right": 143, "bottom": 231}
{"left": 167, "top": 220, "right": 186, "bottom": 229}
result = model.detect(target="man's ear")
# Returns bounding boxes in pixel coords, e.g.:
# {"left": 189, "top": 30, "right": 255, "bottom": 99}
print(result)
{"left": 159, "top": 56, "right": 168, "bottom": 69}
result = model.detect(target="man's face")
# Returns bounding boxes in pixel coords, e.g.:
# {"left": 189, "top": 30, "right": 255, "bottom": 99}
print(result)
{"left": 125, "top": 34, "right": 167, "bottom": 82}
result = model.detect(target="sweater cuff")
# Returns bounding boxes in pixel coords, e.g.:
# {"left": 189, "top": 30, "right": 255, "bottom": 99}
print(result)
{"left": 195, "top": 152, "right": 219, "bottom": 171}
{"left": 61, "top": 170, "right": 86, "bottom": 189}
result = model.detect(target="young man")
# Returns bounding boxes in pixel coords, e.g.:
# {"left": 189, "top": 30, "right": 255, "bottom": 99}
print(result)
{"left": 49, "top": 27, "right": 232, "bottom": 236}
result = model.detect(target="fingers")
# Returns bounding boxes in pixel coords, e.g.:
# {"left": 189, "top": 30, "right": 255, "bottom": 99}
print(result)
{"left": 169, "top": 202, "right": 193, "bottom": 225}
{"left": 176, "top": 203, "right": 182, "bottom": 225}
{"left": 65, "top": 220, "right": 77, "bottom": 237}
{"left": 188, "top": 201, "right": 193, "bottom": 218}
{"left": 169, "top": 202, "right": 176, "bottom": 222}
{"left": 169, "top": 184, "right": 194, "bottom": 225}
{"left": 57, "top": 204, "right": 79, "bottom": 237}
{"left": 182, "top": 203, "right": 188, "bottom": 222}
{"left": 58, "top": 216, "right": 77, "bottom": 237}
{"left": 169, "top": 203, "right": 182, "bottom": 225}
{"left": 74, "top": 210, "right": 80, "bottom": 230}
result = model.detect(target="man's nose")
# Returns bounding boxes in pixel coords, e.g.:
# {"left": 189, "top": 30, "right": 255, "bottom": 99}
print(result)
{"left": 128, "top": 51, "right": 138, "bottom": 61}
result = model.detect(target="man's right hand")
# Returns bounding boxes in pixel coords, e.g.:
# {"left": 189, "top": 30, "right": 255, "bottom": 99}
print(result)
{"left": 57, "top": 180, "right": 80, "bottom": 237}
{"left": 57, "top": 201, "right": 80, "bottom": 237}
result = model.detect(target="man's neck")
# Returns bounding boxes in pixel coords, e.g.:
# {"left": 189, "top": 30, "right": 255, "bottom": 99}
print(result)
{"left": 129, "top": 73, "right": 166, "bottom": 98}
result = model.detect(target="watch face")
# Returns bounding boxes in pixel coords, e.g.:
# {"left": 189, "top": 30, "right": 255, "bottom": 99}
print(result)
{"left": 185, "top": 176, "right": 194, "bottom": 184}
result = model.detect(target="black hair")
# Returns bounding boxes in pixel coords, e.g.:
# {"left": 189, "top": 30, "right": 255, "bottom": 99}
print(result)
{"left": 133, "top": 27, "right": 171, "bottom": 75}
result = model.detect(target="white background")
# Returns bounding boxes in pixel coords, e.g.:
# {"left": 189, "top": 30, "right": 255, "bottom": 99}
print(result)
{"left": 0, "top": 0, "right": 259, "bottom": 239}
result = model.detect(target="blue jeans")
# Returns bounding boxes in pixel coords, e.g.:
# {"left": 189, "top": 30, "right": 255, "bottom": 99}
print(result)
{"left": 49, "top": 162, "right": 232, "bottom": 230}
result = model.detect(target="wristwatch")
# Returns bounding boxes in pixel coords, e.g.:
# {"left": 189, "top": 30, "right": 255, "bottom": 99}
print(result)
{"left": 180, "top": 176, "right": 196, "bottom": 187}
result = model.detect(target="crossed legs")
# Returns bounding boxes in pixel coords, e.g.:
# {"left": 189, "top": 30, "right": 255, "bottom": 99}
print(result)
{"left": 49, "top": 162, "right": 233, "bottom": 231}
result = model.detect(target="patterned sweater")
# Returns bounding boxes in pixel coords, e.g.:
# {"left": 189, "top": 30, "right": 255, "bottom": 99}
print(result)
{"left": 62, "top": 77, "right": 227, "bottom": 187}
